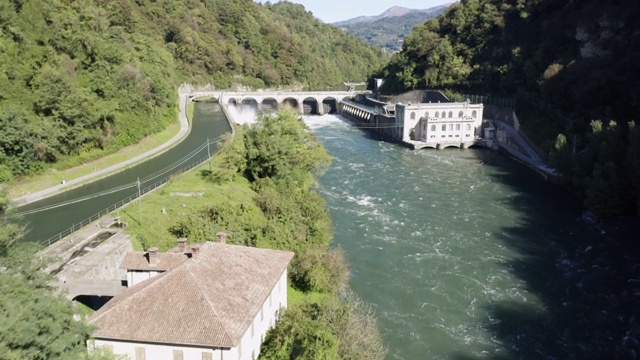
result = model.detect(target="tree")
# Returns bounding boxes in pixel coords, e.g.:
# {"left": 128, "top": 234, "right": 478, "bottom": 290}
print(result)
{"left": 261, "top": 294, "right": 387, "bottom": 360}
{"left": 210, "top": 129, "right": 247, "bottom": 183}
{"left": 260, "top": 302, "right": 340, "bottom": 360}
{"left": 0, "top": 191, "right": 93, "bottom": 359}
{"left": 243, "top": 109, "right": 332, "bottom": 184}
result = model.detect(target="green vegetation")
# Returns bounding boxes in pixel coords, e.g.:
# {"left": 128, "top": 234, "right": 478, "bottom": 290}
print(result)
{"left": 0, "top": 0, "right": 384, "bottom": 184}
{"left": 337, "top": 8, "right": 447, "bottom": 53}
{"left": 7, "top": 119, "right": 182, "bottom": 200}
{"left": 122, "top": 110, "right": 386, "bottom": 359}
{"left": 375, "top": 0, "right": 640, "bottom": 215}
{"left": 0, "top": 192, "right": 97, "bottom": 359}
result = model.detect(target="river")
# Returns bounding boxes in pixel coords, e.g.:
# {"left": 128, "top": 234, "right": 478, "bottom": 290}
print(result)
{"left": 303, "top": 115, "right": 639, "bottom": 359}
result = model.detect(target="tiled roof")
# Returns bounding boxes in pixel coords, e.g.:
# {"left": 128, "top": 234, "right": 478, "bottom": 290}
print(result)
{"left": 119, "top": 251, "right": 188, "bottom": 271}
{"left": 90, "top": 242, "right": 294, "bottom": 347}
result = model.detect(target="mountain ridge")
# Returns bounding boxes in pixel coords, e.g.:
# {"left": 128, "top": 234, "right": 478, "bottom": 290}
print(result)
{"left": 332, "top": 4, "right": 452, "bottom": 27}
{"left": 333, "top": 4, "right": 451, "bottom": 52}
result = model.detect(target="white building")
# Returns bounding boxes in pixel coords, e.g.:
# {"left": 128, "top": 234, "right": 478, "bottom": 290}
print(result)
{"left": 89, "top": 238, "right": 294, "bottom": 360}
{"left": 395, "top": 100, "right": 484, "bottom": 149}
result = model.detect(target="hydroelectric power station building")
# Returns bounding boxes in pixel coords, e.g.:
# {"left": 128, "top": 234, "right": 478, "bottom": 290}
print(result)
{"left": 338, "top": 91, "right": 485, "bottom": 150}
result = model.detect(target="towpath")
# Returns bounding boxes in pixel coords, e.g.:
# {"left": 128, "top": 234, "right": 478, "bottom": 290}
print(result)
{"left": 12, "top": 90, "right": 191, "bottom": 206}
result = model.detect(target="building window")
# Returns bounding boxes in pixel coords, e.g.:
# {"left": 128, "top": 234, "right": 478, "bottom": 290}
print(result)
{"left": 455, "top": 135, "right": 459, "bottom": 137}
{"left": 467, "top": 124, "right": 471, "bottom": 130}
{"left": 472, "top": 110, "right": 477, "bottom": 118}
{"left": 431, "top": 125, "right": 436, "bottom": 132}
{"left": 435, "top": 111, "right": 439, "bottom": 118}
{"left": 449, "top": 135, "right": 453, "bottom": 137}
{"left": 430, "top": 135, "right": 435, "bottom": 138}
{"left": 135, "top": 347, "right": 146, "bottom": 360}
{"left": 449, "top": 124, "right": 453, "bottom": 131}
{"left": 173, "top": 350, "right": 184, "bottom": 360}
{"left": 448, "top": 111, "right": 453, "bottom": 117}
{"left": 459, "top": 111, "right": 463, "bottom": 117}
{"left": 410, "top": 112, "right": 415, "bottom": 120}
{"left": 441, "top": 124, "right": 446, "bottom": 131}
{"left": 456, "top": 124, "right": 460, "bottom": 131}
{"left": 441, "top": 135, "right": 446, "bottom": 138}
{"left": 202, "top": 352, "right": 213, "bottom": 360}
{"left": 466, "top": 134, "right": 471, "bottom": 137}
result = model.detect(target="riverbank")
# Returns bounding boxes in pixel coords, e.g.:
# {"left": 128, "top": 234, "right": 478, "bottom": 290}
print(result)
{"left": 10, "top": 91, "right": 192, "bottom": 206}
{"left": 116, "top": 105, "right": 386, "bottom": 358}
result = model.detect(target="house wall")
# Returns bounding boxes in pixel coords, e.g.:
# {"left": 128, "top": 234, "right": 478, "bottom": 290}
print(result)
{"left": 95, "top": 269, "right": 289, "bottom": 360}
{"left": 91, "top": 339, "right": 235, "bottom": 360}
{"left": 237, "top": 268, "right": 288, "bottom": 360}
{"left": 397, "top": 102, "right": 484, "bottom": 145}
{"left": 127, "top": 270, "right": 163, "bottom": 287}
{"left": 416, "top": 117, "right": 477, "bottom": 145}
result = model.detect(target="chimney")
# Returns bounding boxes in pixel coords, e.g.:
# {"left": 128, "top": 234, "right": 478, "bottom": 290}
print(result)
{"left": 191, "top": 245, "right": 200, "bottom": 260}
{"left": 148, "top": 247, "right": 159, "bottom": 266}
{"left": 216, "top": 231, "right": 227, "bottom": 244}
{"left": 177, "top": 237, "right": 187, "bottom": 252}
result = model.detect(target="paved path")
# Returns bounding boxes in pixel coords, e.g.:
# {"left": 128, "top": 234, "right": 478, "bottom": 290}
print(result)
{"left": 12, "top": 91, "right": 191, "bottom": 206}
{"left": 493, "top": 120, "right": 557, "bottom": 178}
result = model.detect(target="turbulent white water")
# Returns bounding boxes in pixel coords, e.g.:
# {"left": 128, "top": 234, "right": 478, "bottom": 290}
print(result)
{"left": 303, "top": 115, "right": 639, "bottom": 360}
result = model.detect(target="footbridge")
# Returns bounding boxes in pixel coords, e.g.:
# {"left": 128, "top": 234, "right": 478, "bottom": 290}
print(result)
{"left": 189, "top": 90, "right": 368, "bottom": 115}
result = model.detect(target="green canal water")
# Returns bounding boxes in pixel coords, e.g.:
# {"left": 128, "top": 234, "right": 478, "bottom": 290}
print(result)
{"left": 18, "top": 101, "right": 230, "bottom": 243}
{"left": 304, "top": 115, "right": 639, "bottom": 359}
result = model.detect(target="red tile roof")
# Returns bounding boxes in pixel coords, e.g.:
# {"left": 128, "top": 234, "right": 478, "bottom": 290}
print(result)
{"left": 90, "top": 242, "right": 294, "bottom": 347}
{"left": 119, "top": 251, "right": 189, "bottom": 271}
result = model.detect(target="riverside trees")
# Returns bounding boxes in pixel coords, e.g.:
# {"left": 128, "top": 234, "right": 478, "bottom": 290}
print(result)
{"left": 222, "top": 110, "right": 387, "bottom": 358}
{"left": 124, "top": 109, "right": 387, "bottom": 359}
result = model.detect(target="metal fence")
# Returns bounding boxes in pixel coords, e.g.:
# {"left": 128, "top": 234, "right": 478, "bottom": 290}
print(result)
{"left": 462, "top": 94, "right": 516, "bottom": 109}
{"left": 40, "top": 155, "right": 210, "bottom": 247}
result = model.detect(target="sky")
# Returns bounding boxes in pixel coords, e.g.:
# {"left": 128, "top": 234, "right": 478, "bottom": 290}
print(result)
{"left": 255, "top": 0, "right": 455, "bottom": 24}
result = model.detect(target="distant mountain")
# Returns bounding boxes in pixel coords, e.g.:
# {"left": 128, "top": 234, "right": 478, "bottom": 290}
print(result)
{"left": 333, "top": 6, "right": 416, "bottom": 26}
{"left": 333, "top": 4, "right": 452, "bottom": 52}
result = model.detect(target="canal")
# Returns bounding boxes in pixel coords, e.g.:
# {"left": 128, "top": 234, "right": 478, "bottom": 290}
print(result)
{"left": 304, "top": 115, "right": 639, "bottom": 359}
{"left": 17, "top": 100, "right": 230, "bottom": 243}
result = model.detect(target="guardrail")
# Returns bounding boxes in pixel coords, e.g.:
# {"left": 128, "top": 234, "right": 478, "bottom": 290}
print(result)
{"left": 40, "top": 155, "right": 210, "bottom": 247}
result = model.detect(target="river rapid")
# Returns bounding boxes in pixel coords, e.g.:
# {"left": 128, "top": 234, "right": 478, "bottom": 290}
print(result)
{"left": 303, "top": 115, "right": 639, "bottom": 360}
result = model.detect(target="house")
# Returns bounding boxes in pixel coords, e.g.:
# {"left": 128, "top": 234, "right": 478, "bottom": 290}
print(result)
{"left": 119, "top": 237, "right": 191, "bottom": 287}
{"left": 395, "top": 100, "right": 484, "bottom": 149}
{"left": 88, "top": 235, "right": 294, "bottom": 360}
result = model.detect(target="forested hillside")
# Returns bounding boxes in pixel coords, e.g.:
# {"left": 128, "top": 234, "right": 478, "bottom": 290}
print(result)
{"left": 376, "top": 0, "right": 640, "bottom": 215}
{"left": 0, "top": 0, "right": 383, "bottom": 182}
